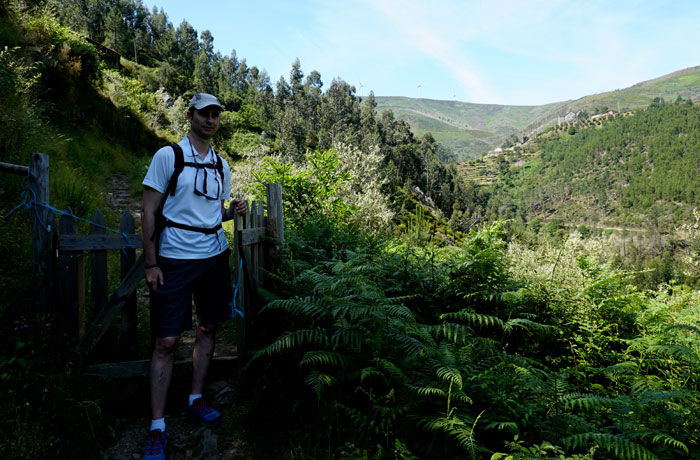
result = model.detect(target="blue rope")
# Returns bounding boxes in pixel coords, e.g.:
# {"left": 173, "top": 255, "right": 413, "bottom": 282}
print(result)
{"left": 228, "top": 258, "right": 244, "bottom": 318}
{"left": 3, "top": 167, "right": 134, "bottom": 256}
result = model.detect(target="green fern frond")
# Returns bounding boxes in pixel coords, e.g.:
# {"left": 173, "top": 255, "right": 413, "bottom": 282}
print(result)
{"left": 262, "top": 296, "right": 330, "bottom": 321}
{"left": 419, "top": 412, "right": 482, "bottom": 459}
{"left": 649, "top": 432, "right": 688, "bottom": 454}
{"left": 409, "top": 385, "right": 447, "bottom": 399}
{"left": 386, "top": 332, "right": 425, "bottom": 358}
{"left": 440, "top": 310, "right": 505, "bottom": 329}
{"left": 647, "top": 344, "right": 698, "bottom": 364}
{"left": 484, "top": 421, "right": 519, "bottom": 434}
{"left": 436, "top": 366, "right": 463, "bottom": 388}
{"left": 385, "top": 304, "right": 415, "bottom": 320}
{"left": 359, "top": 366, "right": 385, "bottom": 383}
{"left": 564, "top": 393, "right": 615, "bottom": 411}
{"left": 664, "top": 323, "right": 700, "bottom": 335}
{"left": 562, "top": 433, "right": 659, "bottom": 460}
{"left": 503, "top": 318, "right": 551, "bottom": 333}
{"left": 373, "top": 357, "right": 408, "bottom": 383}
{"left": 427, "top": 323, "right": 474, "bottom": 343}
{"left": 257, "top": 287, "right": 281, "bottom": 304}
{"left": 305, "top": 369, "right": 337, "bottom": 399}
{"left": 300, "top": 350, "right": 352, "bottom": 368}
{"left": 251, "top": 328, "right": 328, "bottom": 359}
{"left": 630, "top": 375, "right": 666, "bottom": 393}
{"left": 297, "top": 269, "right": 334, "bottom": 289}
{"left": 386, "top": 294, "right": 422, "bottom": 304}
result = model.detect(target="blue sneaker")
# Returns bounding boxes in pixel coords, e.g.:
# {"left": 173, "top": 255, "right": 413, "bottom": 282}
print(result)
{"left": 143, "top": 429, "right": 167, "bottom": 460}
{"left": 186, "top": 398, "right": 222, "bottom": 426}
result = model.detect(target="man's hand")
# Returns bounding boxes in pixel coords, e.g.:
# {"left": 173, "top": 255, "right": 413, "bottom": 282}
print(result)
{"left": 229, "top": 199, "right": 248, "bottom": 216}
{"left": 146, "top": 266, "right": 164, "bottom": 292}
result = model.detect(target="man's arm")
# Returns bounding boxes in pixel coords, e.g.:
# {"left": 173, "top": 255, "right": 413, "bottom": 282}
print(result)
{"left": 142, "top": 186, "right": 164, "bottom": 291}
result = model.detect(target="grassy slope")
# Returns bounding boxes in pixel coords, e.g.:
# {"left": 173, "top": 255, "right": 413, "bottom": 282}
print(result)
{"left": 375, "top": 65, "right": 700, "bottom": 160}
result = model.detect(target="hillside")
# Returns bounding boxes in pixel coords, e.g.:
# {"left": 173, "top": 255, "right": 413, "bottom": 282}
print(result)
{"left": 458, "top": 99, "right": 700, "bottom": 233}
{"left": 376, "top": 65, "right": 700, "bottom": 160}
{"left": 374, "top": 96, "right": 567, "bottom": 160}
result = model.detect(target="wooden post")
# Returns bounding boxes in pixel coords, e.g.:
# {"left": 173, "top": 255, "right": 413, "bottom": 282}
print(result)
{"left": 58, "top": 208, "right": 80, "bottom": 340}
{"left": 266, "top": 183, "right": 284, "bottom": 248}
{"left": 236, "top": 203, "right": 248, "bottom": 364}
{"left": 119, "top": 210, "right": 138, "bottom": 359}
{"left": 30, "top": 153, "right": 54, "bottom": 314}
{"left": 266, "top": 184, "right": 284, "bottom": 288}
{"left": 90, "top": 209, "right": 108, "bottom": 318}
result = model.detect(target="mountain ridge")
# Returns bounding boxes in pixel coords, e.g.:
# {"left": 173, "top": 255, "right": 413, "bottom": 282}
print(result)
{"left": 375, "top": 65, "right": 700, "bottom": 160}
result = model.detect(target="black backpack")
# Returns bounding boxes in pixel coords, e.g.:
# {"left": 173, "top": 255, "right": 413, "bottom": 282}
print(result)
{"left": 151, "top": 143, "right": 225, "bottom": 246}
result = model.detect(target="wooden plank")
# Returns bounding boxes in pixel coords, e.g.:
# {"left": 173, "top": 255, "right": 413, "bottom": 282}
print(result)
{"left": 0, "top": 161, "right": 29, "bottom": 175}
{"left": 236, "top": 206, "right": 248, "bottom": 364}
{"left": 59, "top": 208, "right": 79, "bottom": 340}
{"left": 241, "top": 227, "right": 266, "bottom": 246}
{"left": 85, "top": 356, "right": 238, "bottom": 379}
{"left": 77, "top": 254, "right": 85, "bottom": 340}
{"left": 255, "top": 201, "right": 264, "bottom": 288}
{"left": 77, "top": 253, "right": 145, "bottom": 355}
{"left": 59, "top": 233, "right": 142, "bottom": 250}
{"left": 266, "top": 183, "right": 284, "bottom": 248}
{"left": 90, "top": 209, "right": 108, "bottom": 319}
{"left": 266, "top": 184, "right": 284, "bottom": 291}
{"left": 31, "top": 153, "right": 53, "bottom": 314}
{"left": 119, "top": 211, "right": 138, "bottom": 359}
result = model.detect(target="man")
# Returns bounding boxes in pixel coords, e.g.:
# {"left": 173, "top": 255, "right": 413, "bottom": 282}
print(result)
{"left": 141, "top": 93, "right": 247, "bottom": 460}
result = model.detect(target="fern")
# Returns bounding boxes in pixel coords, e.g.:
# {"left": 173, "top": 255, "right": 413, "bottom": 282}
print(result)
{"left": 409, "top": 385, "right": 447, "bottom": 399}
{"left": 418, "top": 411, "right": 482, "bottom": 460}
{"left": 562, "top": 433, "right": 659, "bottom": 460}
{"left": 440, "top": 310, "right": 505, "bottom": 329}
{"left": 436, "top": 366, "right": 463, "bottom": 388}
{"left": 305, "top": 369, "right": 337, "bottom": 399}
{"left": 564, "top": 393, "right": 615, "bottom": 411}
{"left": 359, "top": 366, "right": 385, "bottom": 383}
{"left": 261, "top": 296, "right": 330, "bottom": 321}
{"left": 502, "top": 317, "right": 551, "bottom": 333}
{"left": 427, "top": 323, "right": 474, "bottom": 343}
{"left": 300, "top": 350, "right": 353, "bottom": 368}
{"left": 251, "top": 328, "right": 328, "bottom": 359}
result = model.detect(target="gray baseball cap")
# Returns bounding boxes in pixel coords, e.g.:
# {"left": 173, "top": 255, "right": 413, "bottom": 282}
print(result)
{"left": 188, "top": 93, "right": 223, "bottom": 110}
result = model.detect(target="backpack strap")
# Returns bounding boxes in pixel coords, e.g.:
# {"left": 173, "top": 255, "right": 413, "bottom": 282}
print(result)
{"left": 165, "top": 143, "right": 185, "bottom": 197}
{"left": 151, "top": 144, "right": 185, "bottom": 244}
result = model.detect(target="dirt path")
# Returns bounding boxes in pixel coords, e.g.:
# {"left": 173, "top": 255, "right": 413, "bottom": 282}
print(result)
{"left": 101, "top": 348, "right": 250, "bottom": 460}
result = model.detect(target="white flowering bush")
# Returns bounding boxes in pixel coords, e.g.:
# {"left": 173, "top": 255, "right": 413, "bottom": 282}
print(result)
{"left": 507, "top": 232, "right": 616, "bottom": 289}
{"left": 332, "top": 142, "right": 394, "bottom": 232}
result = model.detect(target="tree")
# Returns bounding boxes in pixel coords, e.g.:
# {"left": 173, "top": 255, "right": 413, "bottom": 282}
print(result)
{"left": 193, "top": 30, "right": 214, "bottom": 92}
{"left": 103, "top": 6, "right": 129, "bottom": 54}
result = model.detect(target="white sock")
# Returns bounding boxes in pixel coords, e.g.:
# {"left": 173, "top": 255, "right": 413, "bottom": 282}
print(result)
{"left": 150, "top": 418, "right": 165, "bottom": 432}
{"left": 189, "top": 394, "right": 203, "bottom": 406}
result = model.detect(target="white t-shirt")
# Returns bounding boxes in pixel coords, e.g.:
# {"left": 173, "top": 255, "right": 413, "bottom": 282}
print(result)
{"left": 143, "top": 137, "right": 231, "bottom": 259}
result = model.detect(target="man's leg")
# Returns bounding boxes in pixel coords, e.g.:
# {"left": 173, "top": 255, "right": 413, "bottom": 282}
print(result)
{"left": 150, "top": 336, "right": 180, "bottom": 420}
{"left": 186, "top": 322, "right": 221, "bottom": 426}
{"left": 191, "top": 322, "right": 215, "bottom": 395}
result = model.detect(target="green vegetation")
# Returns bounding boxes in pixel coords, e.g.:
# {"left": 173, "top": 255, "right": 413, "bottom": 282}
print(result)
{"left": 1, "top": 1, "right": 700, "bottom": 459}
{"left": 241, "top": 221, "right": 700, "bottom": 459}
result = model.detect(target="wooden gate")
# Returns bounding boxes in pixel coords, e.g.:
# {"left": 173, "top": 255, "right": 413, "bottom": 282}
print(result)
{"left": 1, "top": 153, "right": 283, "bottom": 372}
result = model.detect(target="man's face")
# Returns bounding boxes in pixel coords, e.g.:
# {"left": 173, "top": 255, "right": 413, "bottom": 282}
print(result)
{"left": 188, "top": 106, "right": 221, "bottom": 140}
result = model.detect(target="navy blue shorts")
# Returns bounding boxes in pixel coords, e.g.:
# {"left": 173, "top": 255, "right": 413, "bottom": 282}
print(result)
{"left": 150, "top": 249, "right": 232, "bottom": 338}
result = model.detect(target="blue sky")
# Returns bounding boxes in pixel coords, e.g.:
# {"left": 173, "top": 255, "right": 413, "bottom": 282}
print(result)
{"left": 143, "top": 0, "right": 700, "bottom": 106}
